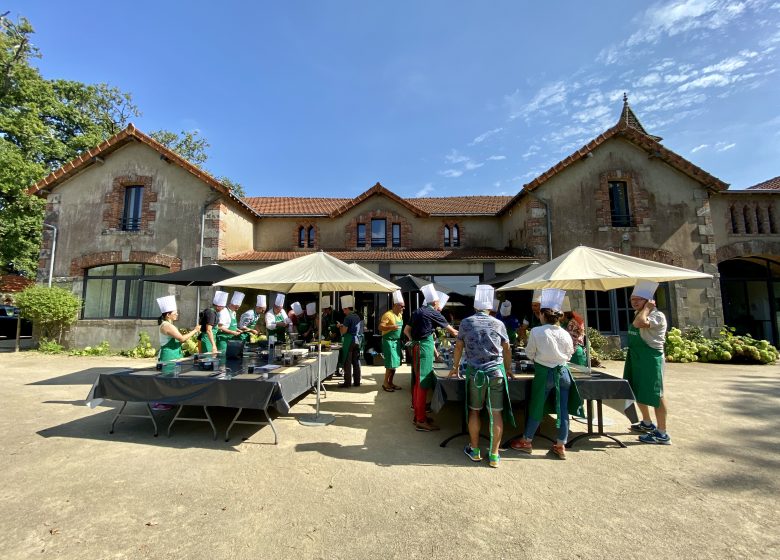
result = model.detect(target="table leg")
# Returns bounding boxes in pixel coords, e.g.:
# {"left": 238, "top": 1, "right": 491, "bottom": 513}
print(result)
{"left": 567, "top": 399, "right": 626, "bottom": 449}
{"left": 167, "top": 406, "right": 218, "bottom": 440}
{"left": 225, "top": 408, "right": 278, "bottom": 444}
{"left": 109, "top": 401, "right": 158, "bottom": 437}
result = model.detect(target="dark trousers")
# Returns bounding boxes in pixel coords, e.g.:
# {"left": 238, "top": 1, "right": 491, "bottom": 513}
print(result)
{"left": 342, "top": 342, "right": 362, "bottom": 387}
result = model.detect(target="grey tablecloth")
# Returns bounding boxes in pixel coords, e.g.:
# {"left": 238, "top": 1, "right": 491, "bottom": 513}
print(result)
{"left": 86, "top": 351, "right": 339, "bottom": 414}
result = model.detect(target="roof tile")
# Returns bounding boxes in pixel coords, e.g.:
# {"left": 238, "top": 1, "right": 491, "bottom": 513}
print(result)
{"left": 222, "top": 248, "right": 533, "bottom": 262}
{"left": 746, "top": 176, "right": 780, "bottom": 190}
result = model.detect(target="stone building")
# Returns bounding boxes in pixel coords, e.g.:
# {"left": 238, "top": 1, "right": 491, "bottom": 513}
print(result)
{"left": 28, "top": 98, "right": 780, "bottom": 348}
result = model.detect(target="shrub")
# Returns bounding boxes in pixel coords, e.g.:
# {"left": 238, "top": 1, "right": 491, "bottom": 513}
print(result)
{"left": 69, "top": 340, "right": 112, "bottom": 357}
{"left": 666, "top": 325, "right": 779, "bottom": 364}
{"left": 120, "top": 331, "right": 158, "bottom": 359}
{"left": 37, "top": 338, "right": 64, "bottom": 354}
{"left": 15, "top": 286, "right": 81, "bottom": 344}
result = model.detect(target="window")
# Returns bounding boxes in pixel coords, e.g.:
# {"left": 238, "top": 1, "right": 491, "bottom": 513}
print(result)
{"left": 770, "top": 206, "right": 777, "bottom": 234}
{"left": 121, "top": 185, "right": 143, "bottom": 231}
{"left": 298, "top": 226, "right": 306, "bottom": 248}
{"left": 392, "top": 223, "right": 401, "bottom": 247}
{"left": 82, "top": 263, "right": 169, "bottom": 319}
{"left": 586, "top": 284, "right": 670, "bottom": 336}
{"left": 608, "top": 181, "right": 631, "bottom": 227}
{"left": 743, "top": 206, "right": 752, "bottom": 234}
{"left": 371, "top": 218, "right": 386, "bottom": 247}
{"left": 307, "top": 226, "right": 315, "bottom": 247}
{"left": 443, "top": 225, "right": 450, "bottom": 247}
{"left": 357, "top": 224, "right": 366, "bottom": 247}
{"left": 730, "top": 206, "right": 739, "bottom": 234}
{"left": 452, "top": 224, "right": 460, "bottom": 247}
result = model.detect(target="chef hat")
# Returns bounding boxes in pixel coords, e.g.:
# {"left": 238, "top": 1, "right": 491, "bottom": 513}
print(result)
{"left": 230, "top": 291, "right": 245, "bottom": 306}
{"left": 213, "top": 290, "right": 228, "bottom": 307}
{"left": 540, "top": 288, "right": 566, "bottom": 312}
{"left": 420, "top": 283, "right": 438, "bottom": 304}
{"left": 562, "top": 295, "right": 572, "bottom": 312}
{"left": 321, "top": 295, "right": 331, "bottom": 308}
{"left": 532, "top": 289, "right": 542, "bottom": 303}
{"left": 437, "top": 292, "right": 449, "bottom": 308}
{"left": 500, "top": 301, "right": 512, "bottom": 315}
{"left": 256, "top": 294, "right": 267, "bottom": 308}
{"left": 474, "top": 285, "right": 494, "bottom": 310}
{"left": 156, "top": 295, "right": 177, "bottom": 314}
{"left": 392, "top": 290, "right": 404, "bottom": 305}
{"left": 341, "top": 294, "right": 354, "bottom": 309}
{"left": 492, "top": 299, "right": 500, "bottom": 312}
{"left": 306, "top": 302, "right": 316, "bottom": 316}
{"left": 274, "top": 293, "right": 285, "bottom": 307}
{"left": 631, "top": 280, "right": 659, "bottom": 301}
{"left": 292, "top": 302, "right": 303, "bottom": 315}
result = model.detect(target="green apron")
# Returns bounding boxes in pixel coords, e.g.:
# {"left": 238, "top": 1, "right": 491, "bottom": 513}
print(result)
{"left": 381, "top": 315, "right": 403, "bottom": 369}
{"left": 624, "top": 324, "right": 665, "bottom": 407}
{"left": 339, "top": 333, "right": 354, "bottom": 368}
{"left": 270, "top": 312, "right": 288, "bottom": 342}
{"left": 215, "top": 309, "right": 238, "bottom": 355}
{"left": 411, "top": 335, "right": 436, "bottom": 389}
{"left": 297, "top": 316, "right": 312, "bottom": 341}
{"left": 528, "top": 363, "right": 584, "bottom": 426}
{"left": 570, "top": 345, "right": 588, "bottom": 366}
{"left": 464, "top": 363, "right": 516, "bottom": 452}
{"left": 158, "top": 322, "right": 183, "bottom": 362}
{"left": 507, "top": 328, "right": 518, "bottom": 345}
{"left": 239, "top": 310, "right": 257, "bottom": 342}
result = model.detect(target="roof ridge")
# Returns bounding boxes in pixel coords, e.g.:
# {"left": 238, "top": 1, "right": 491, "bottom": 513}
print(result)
{"left": 618, "top": 93, "right": 662, "bottom": 141}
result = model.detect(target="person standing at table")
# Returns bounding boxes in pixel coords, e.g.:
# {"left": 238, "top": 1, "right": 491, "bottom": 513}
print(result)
{"left": 498, "top": 300, "right": 521, "bottom": 346}
{"left": 238, "top": 294, "right": 267, "bottom": 341}
{"left": 265, "top": 294, "right": 291, "bottom": 343}
{"left": 155, "top": 295, "right": 200, "bottom": 411}
{"left": 518, "top": 289, "right": 542, "bottom": 344}
{"left": 337, "top": 295, "right": 363, "bottom": 388}
{"left": 449, "top": 285, "right": 514, "bottom": 468}
{"left": 510, "top": 288, "right": 583, "bottom": 460}
{"left": 624, "top": 280, "right": 670, "bottom": 445}
{"left": 200, "top": 291, "right": 227, "bottom": 354}
{"left": 379, "top": 290, "right": 405, "bottom": 392}
{"left": 298, "top": 302, "right": 317, "bottom": 342}
{"left": 215, "top": 292, "right": 243, "bottom": 354}
{"left": 562, "top": 296, "right": 587, "bottom": 366}
{"left": 403, "top": 284, "right": 458, "bottom": 432}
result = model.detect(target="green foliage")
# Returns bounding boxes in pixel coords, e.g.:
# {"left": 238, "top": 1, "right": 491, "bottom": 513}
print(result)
{"left": 180, "top": 328, "right": 198, "bottom": 356}
{"left": 15, "top": 285, "right": 80, "bottom": 343}
{"left": 69, "top": 340, "right": 111, "bottom": 356}
{"left": 0, "top": 14, "right": 139, "bottom": 276}
{"left": 585, "top": 327, "right": 627, "bottom": 361}
{"left": 665, "top": 326, "right": 779, "bottom": 365}
{"left": 217, "top": 176, "right": 246, "bottom": 197}
{"left": 37, "top": 337, "right": 64, "bottom": 354}
{"left": 150, "top": 129, "right": 210, "bottom": 165}
{"left": 120, "top": 331, "right": 158, "bottom": 359}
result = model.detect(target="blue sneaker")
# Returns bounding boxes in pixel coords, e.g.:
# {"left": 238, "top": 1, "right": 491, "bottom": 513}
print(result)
{"left": 639, "top": 430, "right": 671, "bottom": 445}
{"left": 630, "top": 421, "right": 657, "bottom": 433}
{"left": 464, "top": 445, "right": 482, "bottom": 462}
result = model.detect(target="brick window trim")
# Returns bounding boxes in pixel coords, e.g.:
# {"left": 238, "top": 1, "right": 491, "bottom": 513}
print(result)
{"left": 102, "top": 175, "right": 157, "bottom": 232}
{"left": 293, "top": 223, "right": 318, "bottom": 249}
{"left": 440, "top": 221, "right": 464, "bottom": 248}
{"left": 70, "top": 251, "right": 181, "bottom": 277}
{"left": 345, "top": 210, "right": 412, "bottom": 249}
{"left": 595, "top": 170, "right": 650, "bottom": 229}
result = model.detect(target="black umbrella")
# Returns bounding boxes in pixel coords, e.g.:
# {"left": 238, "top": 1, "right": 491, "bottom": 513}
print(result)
{"left": 142, "top": 263, "right": 238, "bottom": 286}
{"left": 480, "top": 263, "right": 540, "bottom": 287}
{"left": 393, "top": 274, "right": 454, "bottom": 294}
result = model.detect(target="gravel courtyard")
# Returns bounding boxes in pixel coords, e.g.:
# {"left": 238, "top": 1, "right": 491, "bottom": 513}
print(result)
{"left": 1, "top": 352, "right": 778, "bottom": 560}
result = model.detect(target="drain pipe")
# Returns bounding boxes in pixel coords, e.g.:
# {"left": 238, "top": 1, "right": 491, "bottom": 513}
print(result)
{"left": 536, "top": 197, "right": 553, "bottom": 260}
{"left": 42, "top": 223, "right": 57, "bottom": 287}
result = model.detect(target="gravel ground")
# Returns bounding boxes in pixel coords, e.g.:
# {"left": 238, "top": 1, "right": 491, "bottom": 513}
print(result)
{"left": 0, "top": 352, "right": 778, "bottom": 560}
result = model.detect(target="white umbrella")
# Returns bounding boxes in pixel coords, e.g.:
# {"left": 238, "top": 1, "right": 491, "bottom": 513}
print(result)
{"left": 498, "top": 245, "right": 713, "bottom": 371}
{"left": 218, "top": 251, "right": 398, "bottom": 425}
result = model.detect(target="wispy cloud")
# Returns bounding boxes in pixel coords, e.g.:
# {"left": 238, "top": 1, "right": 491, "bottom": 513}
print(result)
{"left": 469, "top": 127, "right": 503, "bottom": 146}
{"left": 691, "top": 143, "right": 708, "bottom": 153}
{"left": 506, "top": 81, "right": 568, "bottom": 120}
{"left": 487, "top": 155, "right": 506, "bottom": 161}
{"left": 438, "top": 169, "right": 463, "bottom": 178}
{"left": 716, "top": 141, "right": 737, "bottom": 151}
{"left": 415, "top": 183, "right": 434, "bottom": 197}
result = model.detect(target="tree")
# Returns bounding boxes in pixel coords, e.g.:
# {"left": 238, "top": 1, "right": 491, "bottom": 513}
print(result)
{"left": 218, "top": 176, "right": 246, "bottom": 198}
{"left": 0, "top": 14, "right": 140, "bottom": 277}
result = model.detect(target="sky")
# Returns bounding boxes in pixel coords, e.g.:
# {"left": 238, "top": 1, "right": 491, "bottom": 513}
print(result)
{"left": 6, "top": 1, "right": 780, "bottom": 198}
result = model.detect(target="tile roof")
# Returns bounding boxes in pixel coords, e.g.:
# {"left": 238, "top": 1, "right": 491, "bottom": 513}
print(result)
{"left": 28, "top": 124, "right": 259, "bottom": 217}
{"left": 411, "top": 196, "right": 513, "bottom": 215}
{"left": 498, "top": 99, "right": 729, "bottom": 215}
{"left": 746, "top": 176, "right": 780, "bottom": 190}
{"left": 327, "top": 183, "right": 430, "bottom": 217}
{"left": 243, "top": 197, "right": 349, "bottom": 216}
{"left": 222, "top": 248, "right": 534, "bottom": 262}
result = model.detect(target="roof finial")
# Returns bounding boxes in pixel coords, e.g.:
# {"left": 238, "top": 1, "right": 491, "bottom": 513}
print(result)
{"left": 623, "top": 92, "right": 628, "bottom": 104}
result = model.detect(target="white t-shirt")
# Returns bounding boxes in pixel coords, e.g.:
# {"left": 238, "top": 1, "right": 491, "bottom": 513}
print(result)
{"left": 265, "top": 310, "right": 291, "bottom": 330}
{"left": 217, "top": 308, "right": 231, "bottom": 329}
{"left": 526, "top": 324, "right": 574, "bottom": 368}
{"left": 639, "top": 309, "right": 667, "bottom": 351}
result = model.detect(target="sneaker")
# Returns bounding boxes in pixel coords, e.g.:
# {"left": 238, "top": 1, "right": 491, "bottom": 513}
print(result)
{"left": 488, "top": 453, "right": 500, "bottom": 468}
{"left": 415, "top": 422, "right": 440, "bottom": 432}
{"left": 464, "top": 445, "right": 482, "bottom": 462}
{"left": 548, "top": 443, "right": 567, "bottom": 460}
{"left": 151, "top": 403, "right": 173, "bottom": 412}
{"left": 332, "top": 370, "right": 343, "bottom": 378}
{"left": 639, "top": 430, "right": 671, "bottom": 445}
{"left": 630, "top": 421, "right": 657, "bottom": 433}
{"left": 510, "top": 438, "right": 533, "bottom": 454}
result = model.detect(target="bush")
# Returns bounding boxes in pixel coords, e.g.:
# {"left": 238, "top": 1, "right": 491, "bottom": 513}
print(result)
{"left": 666, "top": 325, "right": 779, "bottom": 364}
{"left": 69, "top": 340, "right": 112, "bottom": 357}
{"left": 15, "top": 286, "right": 81, "bottom": 344}
{"left": 120, "top": 331, "right": 158, "bottom": 359}
{"left": 37, "top": 338, "right": 64, "bottom": 354}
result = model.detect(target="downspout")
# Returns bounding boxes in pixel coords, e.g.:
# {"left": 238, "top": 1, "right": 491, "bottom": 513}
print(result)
{"left": 196, "top": 203, "right": 207, "bottom": 319}
{"left": 42, "top": 223, "right": 57, "bottom": 288}
{"left": 536, "top": 197, "right": 553, "bottom": 260}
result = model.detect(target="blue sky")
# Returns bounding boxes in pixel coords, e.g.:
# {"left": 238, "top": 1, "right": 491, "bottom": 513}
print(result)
{"left": 7, "top": 1, "right": 780, "bottom": 197}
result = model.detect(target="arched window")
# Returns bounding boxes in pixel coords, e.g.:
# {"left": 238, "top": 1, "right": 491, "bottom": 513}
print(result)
{"left": 729, "top": 206, "right": 738, "bottom": 233}
{"left": 769, "top": 206, "right": 777, "bottom": 234}
{"left": 82, "top": 263, "right": 169, "bottom": 319}
{"left": 443, "top": 225, "right": 450, "bottom": 247}
{"left": 452, "top": 224, "right": 460, "bottom": 247}
{"left": 307, "top": 225, "right": 315, "bottom": 247}
{"left": 743, "top": 206, "right": 753, "bottom": 234}
{"left": 298, "top": 226, "right": 306, "bottom": 248}
{"left": 756, "top": 207, "right": 765, "bottom": 234}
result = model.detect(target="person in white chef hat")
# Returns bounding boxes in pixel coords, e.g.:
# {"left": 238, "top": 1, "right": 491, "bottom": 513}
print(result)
{"left": 154, "top": 295, "right": 201, "bottom": 411}
{"left": 214, "top": 291, "right": 243, "bottom": 354}
{"left": 199, "top": 290, "right": 228, "bottom": 354}
{"left": 518, "top": 289, "right": 543, "bottom": 344}
{"left": 238, "top": 294, "right": 268, "bottom": 340}
{"left": 379, "top": 290, "right": 406, "bottom": 392}
{"left": 624, "top": 280, "right": 671, "bottom": 445}
{"left": 265, "top": 293, "right": 292, "bottom": 342}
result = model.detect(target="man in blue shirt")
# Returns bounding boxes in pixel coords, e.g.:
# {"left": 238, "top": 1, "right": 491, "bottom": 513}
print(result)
{"left": 337, "top": 294, "right": 364, "bottom": 388}
{"left": 449, "top": 285, "right": 513, "bottom": 468}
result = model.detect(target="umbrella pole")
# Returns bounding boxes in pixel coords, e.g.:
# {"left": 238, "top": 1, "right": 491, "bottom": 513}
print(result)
{"left": 581, "top": 280, "right": 593, "bottom": 375}
{"left": 299, "top": 284, "right": 335, "bottom": 426}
